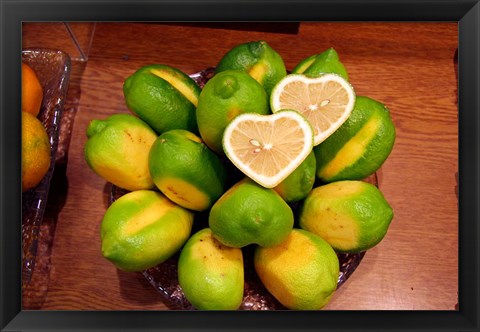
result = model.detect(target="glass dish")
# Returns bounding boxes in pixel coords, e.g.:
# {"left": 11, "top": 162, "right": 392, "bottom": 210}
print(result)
{"left": 109, "top": 67, "right": 376, "bottom": 310}
{"left": 110, "top": 175, "right": 375, "bottom": 310}
{"left": 21, "top": 49, "right": 71, "bottom": 292}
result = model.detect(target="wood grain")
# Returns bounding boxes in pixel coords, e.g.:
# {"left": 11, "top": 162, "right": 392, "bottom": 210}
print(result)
{"left": 22, "top": 22, "right": 458, "bottom": 311}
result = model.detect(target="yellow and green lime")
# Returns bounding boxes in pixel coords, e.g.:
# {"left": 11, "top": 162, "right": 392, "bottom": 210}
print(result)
{"left": 196, "top": 70, "right": 270, "bottom": 154}
{"left": 292, "top": 47, "right": 349, "bottom": 81}
{"left": 148, "top": 129, "right": 227, "bottom": 211}
{"left": 123, "top": 64, "right": 201, "bottom": 134}
{"left": 273, "top": 151, "right": 316, "bottom": 203}
{"left": 299, "top": 180, "right": 394, "bottom": 253}
{"left": 254, "top": 229, "right": 339, "bottom": 310}
{"left": 314, "top": 96, "right": 396, "bottom": 182}
{"left": 178, "top": 228, "right": 244, "bottom": 310}
{"left": 215, "top": 40, "right": 287, "bottom": 96}
{"left": 209, "top": 178, "right": 294, "bottom": 248}
{"left": 84, "top": 113, "right": 157, "bottom": 191}
{"left": 101, "top": 190, "right": 194, "bottom": 272}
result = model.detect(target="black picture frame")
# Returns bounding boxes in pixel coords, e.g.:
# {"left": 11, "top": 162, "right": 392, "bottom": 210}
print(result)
{"left": 1, "top": 0, "right": 479, "bottom": 331}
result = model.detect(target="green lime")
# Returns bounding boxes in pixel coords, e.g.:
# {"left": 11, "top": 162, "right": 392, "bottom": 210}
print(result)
{"left": 101, "top": 190, "right": 194, "bottom": 272}
{"left": 273, "top": 151, "right": 316, "bottom": 202}
{"left": 209, "top": 178, "right": 294, "bottom": 248}
{"left": 254, "top": 229, "right": 339, "bottom": 310}
{"left": 123, "top": 64, "right": 201, "bottom": 134}
{"left": 149, "top": 129, "right": 227, "bottom": 211}
{"left": 215, "top": 40, "right": 287, "bottom": 96}
{"left": 196, "top": 70, "right": 269, "bottom": 154}
{"left": 314, "top": 96, "right": 396, "bottom": 182}
{"left": 84, "top": 113, "right": 157, "bottom": 191}
{"left": 299, "top": 180, "right": 394, "bottom": 253}
{"left": 292, "top": 48, "right": 349, "bottom": 81}
{"left": 178, "top": 228, "right": 244, "bottom": 310}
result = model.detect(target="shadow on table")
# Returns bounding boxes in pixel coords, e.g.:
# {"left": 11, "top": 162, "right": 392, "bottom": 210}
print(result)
{"left": 116, "top": 269, "right": 174, "bottom": 308}
{"left": 163, "top": 22, "right": 300, "bottom": 35}
{"left": 22, "top": 162, "right": 69, "bottom": 309}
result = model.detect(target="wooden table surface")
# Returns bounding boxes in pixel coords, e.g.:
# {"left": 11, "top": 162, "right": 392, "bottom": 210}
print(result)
{"left": 21, "top": 22, "right": 458, "bottom": 311}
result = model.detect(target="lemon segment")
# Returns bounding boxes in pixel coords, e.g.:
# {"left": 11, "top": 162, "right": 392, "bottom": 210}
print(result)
{"left": 270, "top": 73, "right": 355, "bottom": 146}
{"left": 222, "top": 110, "right": 314, "bottom": 188}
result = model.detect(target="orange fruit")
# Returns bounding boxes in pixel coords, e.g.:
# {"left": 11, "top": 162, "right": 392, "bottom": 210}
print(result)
{"left": 22, "top": 111, "right": 51, "bottom": 192}
{"left": 22, "top": 63, "right": 43, "bottom": 116}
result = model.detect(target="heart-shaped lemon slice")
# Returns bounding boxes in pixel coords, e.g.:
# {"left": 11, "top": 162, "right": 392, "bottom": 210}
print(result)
{"left": 270, "top": 73, "right": 355, "bottom": 146}
{"left": 222, "top": 110, "right": 314, "bottom": 188}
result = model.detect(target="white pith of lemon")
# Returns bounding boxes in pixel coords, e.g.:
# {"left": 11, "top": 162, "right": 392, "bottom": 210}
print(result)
{"left": 270, "top": 73, "right": 356, "bottom": 146}
{"left": 222, "top": 110, "right": 314, "bottom": 188}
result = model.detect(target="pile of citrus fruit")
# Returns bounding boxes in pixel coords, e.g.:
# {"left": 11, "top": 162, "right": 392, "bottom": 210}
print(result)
{"left": 22, "top": 62, "right": 51, "bottom": 193}
{"left": 85, "top": 41, "right": 396, "bottom": 310}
